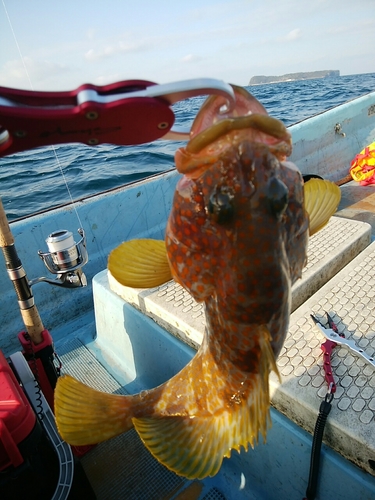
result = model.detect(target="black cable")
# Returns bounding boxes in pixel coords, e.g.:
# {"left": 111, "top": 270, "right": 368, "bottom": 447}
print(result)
{"left": 305, "top": 394, "right": 333, "bottom": 500}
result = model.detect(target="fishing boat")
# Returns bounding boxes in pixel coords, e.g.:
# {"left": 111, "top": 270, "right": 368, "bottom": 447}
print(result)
{"left": 1, "top": 78, "right": 375, "bottom": 500}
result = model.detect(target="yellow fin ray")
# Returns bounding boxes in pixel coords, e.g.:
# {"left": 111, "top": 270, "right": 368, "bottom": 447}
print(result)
{"left": 108, "top": 238, "right": 172, "bottom": 288}
{"left": 55, "top": 375, "right": 133, "bottom": 445}
{"left": 133, "top": 394, "right": 267, "bottom": 479}
{"left": 304, "top": 178, "right": 341, "bottom": 236}
{"left": 133, "top": 327, "right": 278, "bottom": 480}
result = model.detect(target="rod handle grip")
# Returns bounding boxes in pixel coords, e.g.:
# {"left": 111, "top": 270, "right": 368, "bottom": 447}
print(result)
{"left": 0, "top": 199, "right": 14, "bottom": 247}
{"left": 20, "top": 307, "right": 44, "bottom": 344}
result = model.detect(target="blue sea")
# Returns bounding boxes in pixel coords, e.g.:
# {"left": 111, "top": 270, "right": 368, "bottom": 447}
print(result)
{"left": 1, "top": 73, "right": 375, "bottom": 221}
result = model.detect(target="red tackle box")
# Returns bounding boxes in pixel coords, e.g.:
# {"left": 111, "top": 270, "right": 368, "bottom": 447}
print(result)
{"left": 0, "top": 349, "right": 38, "bottom": 471}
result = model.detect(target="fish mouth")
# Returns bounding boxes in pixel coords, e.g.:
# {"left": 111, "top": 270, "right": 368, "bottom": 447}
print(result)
{"left": 175, "top": 85, "right": 292, "bottom": 177}
{"left": 186, "top": 114, "right": 290, "bottom": 155}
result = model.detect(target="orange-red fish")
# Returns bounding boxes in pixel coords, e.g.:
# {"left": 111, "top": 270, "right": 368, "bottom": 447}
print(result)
{"left": 54, "top": 86, "right": 340, "bottom": 479}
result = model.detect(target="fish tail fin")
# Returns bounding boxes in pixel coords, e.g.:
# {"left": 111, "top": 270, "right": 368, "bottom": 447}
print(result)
{"left": 54, "top": 374, "right": 134, "bottom": 445}
{"left": 133, "top": 327, "right": 279, "bottom": 480}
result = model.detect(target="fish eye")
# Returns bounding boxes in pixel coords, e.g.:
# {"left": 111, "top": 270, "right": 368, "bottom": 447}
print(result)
{"left": 266, "top": 177, "right": 288, "bottom": 218}
{"left": 207, "top": 188, "right": 234, "bottom": 224}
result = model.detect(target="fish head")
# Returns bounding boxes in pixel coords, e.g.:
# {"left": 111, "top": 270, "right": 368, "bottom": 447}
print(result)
{"left": 166, "top": 86, "right": 309, "bottom": 322}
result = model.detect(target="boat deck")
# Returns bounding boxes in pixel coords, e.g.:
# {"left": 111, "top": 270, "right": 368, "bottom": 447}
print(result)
{"left": 57, "top": 329, "right": 375, "bottom": 500}
{"left": 58, "top": 180, "right": 375, "bottom": 499}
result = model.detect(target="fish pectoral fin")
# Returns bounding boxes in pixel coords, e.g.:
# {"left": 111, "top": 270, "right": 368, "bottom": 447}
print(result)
{"left": 54, "top": 374, "right": 132, "bottom": 445}
{"left": 304, "top": 178, "right": 341, "bottom": 236}
{"left": 108, "top": 238, "right": 172, "bottom": 288}
{"left": 133, "top": 415, "right": 228, "bottom": 480}
{"left": 133, "top": 399, "right": 270, "bottom": 480}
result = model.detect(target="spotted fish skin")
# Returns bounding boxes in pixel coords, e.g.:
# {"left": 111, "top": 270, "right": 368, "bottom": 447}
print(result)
{"left": 55, "top": 86, "right": 321, "bottom": 480}
{"left": 167, "top": 141, "right": 309, "bottom": 362}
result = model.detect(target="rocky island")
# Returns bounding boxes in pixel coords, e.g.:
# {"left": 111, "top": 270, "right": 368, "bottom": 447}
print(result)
{"left": 249, "top": 70, "right": 340, "bottom": 85}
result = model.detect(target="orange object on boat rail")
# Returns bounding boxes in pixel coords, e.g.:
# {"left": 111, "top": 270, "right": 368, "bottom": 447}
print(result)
{"left": 350, "top": 141, "right": 375, "bottom": 185}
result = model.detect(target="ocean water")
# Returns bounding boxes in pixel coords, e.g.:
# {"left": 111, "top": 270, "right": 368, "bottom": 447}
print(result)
{"left": 1, "top": 72, "right": 375, "bottom": 221}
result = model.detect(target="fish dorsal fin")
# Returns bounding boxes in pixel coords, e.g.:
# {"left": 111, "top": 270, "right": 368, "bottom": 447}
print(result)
{"left": 304, "top": 178, "right": 341, "bottom": 236}
{"left": 108, "top": 238, "right": 172, "bottom": 288}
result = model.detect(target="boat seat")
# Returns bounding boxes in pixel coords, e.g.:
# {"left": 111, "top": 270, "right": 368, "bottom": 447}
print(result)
{"left": 271, "top": 239, "right": 375, "bottom": 476}
{"left": 106, "top": 216, "right": 371, "bottom": 349}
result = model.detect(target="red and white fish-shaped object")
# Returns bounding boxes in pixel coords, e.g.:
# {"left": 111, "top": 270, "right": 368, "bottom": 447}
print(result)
{"left": 54, "top": 86, "right": 340, "bottom": 479}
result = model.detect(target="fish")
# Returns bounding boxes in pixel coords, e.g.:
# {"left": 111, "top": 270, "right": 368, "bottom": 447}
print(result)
{"left": 54, "top": 85, "right": 341, "bottom": 480}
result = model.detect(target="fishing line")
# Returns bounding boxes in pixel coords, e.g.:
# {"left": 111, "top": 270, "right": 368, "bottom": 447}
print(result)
{"left": 2, "top": 0, "right": 33, "bottom": 90}
{"left": 50, "top": 148, "right": 84, "bottom": 229}
{"left": 2, "top": 0, "right": 84, "bottom": 229}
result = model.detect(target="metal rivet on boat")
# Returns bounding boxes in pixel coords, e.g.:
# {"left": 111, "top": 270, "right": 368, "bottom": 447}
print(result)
{"left": 334, "top": 123, "right": 346, "bottom": 137}
{"left": 86, "top": 111, "right": 99, "bottom": 120}
{"left": 14, "top": 130, "right": 27, "bottom": 138}
{"left": 88, "top": 138, "right": 99, "bottom": 145}
{"left": 157, "top": 122, "right": 169, "bottom": 130}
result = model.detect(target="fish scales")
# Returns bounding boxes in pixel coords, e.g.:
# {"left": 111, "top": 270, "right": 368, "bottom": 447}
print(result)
{"left": 167, "top": 141, "right": 308, "bottom": 356}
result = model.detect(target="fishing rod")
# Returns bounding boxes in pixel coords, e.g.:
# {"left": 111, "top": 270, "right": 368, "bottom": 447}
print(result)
{"left": 0, "top": 197, "right": 87, "bottom": 407}
{"left": 0, "top": 199, "right": 44, "bottom": 343}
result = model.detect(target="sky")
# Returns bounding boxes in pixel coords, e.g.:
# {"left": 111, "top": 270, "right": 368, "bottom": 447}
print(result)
{"left": 1, "top": 0, "right": 374, "bottom": 91}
